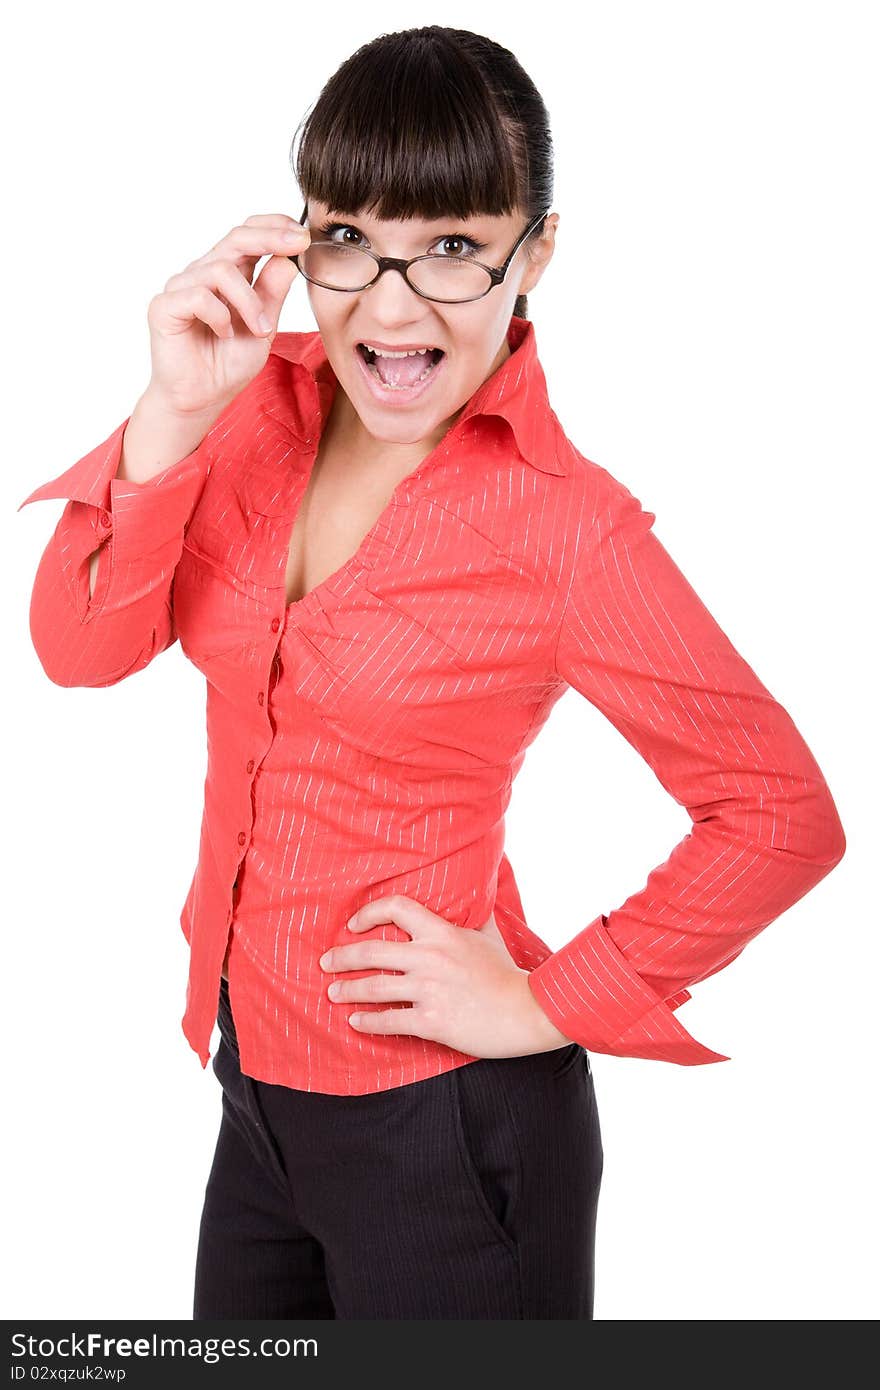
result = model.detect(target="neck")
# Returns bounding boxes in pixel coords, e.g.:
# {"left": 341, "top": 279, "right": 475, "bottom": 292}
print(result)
{"left": 325, "top": 388, "right": 461, "bottom": 471}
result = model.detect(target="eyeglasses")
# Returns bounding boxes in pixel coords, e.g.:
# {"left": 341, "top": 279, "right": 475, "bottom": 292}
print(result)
{"left": 288, "top": 201, "right": 550, "bottom": 305}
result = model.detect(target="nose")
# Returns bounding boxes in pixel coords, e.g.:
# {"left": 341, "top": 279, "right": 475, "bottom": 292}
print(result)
{"left": 362, "top": 263, "right": 438, "bottom": 330}
{"left": 368, "top": 263, "right": 429, "bottom": 309}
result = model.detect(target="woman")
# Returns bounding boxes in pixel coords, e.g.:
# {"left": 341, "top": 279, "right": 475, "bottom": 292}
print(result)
{"left": 19, "top": 26, "right": 845, "bottom": 1320}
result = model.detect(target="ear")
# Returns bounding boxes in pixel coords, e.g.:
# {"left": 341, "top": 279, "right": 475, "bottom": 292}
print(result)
{"left": 518, "top": 212, "right": 559, "bottom": 296}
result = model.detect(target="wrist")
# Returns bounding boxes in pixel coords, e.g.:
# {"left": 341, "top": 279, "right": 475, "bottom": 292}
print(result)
{"left": 514, "top": 972, "right": 577, "bottom": 1052}
{"left": 116, "top": 392, "right": 220, "bottom": 486}
{"left": 137, "top": 385, "right": 222, "bottom": 433}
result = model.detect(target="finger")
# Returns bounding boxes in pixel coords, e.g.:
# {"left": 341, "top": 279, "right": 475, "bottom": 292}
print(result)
{"left": 166, "top": 260, "right": 274, "bottom": 337}
{"left": 177, "top": 224, "right": 310, "bottom": 284}
{"left": 319, "top": 940, "right": 413, "bottom": 974}
{"left": 151, "top": 284, "right": 236, "bottom": 340}
{"left": 346, "top": 894, "right": 445, "bottom": 938}
{"left": 327, "top": 974, "right": 413, "bottom": 1004}
{"left": 169, "top": 239, "right": 305, "bottom": 337}
{"left": 251, "top": 249, "right": 302, "bottom": 323}
{"left": 204, "top": 222, "right": 310, "bottom": 269}
{"left": 348, "top": 1005, "right": 420, "bottom": 1035}
{"left": 242, "top": 213, "right": 309, "bottom": 229}
{"left": 211, "top": 260, "right": 280, "bottom": 335}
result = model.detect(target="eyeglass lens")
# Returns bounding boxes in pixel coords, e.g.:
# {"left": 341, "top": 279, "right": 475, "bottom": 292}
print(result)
{"left": 298, "top": 242, "right": 493, "bottom": 303}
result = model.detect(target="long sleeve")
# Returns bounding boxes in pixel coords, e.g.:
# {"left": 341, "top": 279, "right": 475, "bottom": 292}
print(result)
{"left": 17, "top": 413, "right": 219, "bottom": 688}
{"left": 526, "top": 478, "right": 847, "bottom": 1065}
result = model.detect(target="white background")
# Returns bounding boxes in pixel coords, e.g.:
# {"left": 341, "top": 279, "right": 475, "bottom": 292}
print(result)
{"left": 4, "top": 0, "right": 876, "bottom": 1322}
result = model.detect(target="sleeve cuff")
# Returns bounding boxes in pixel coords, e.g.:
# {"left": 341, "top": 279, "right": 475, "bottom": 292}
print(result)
{"left": 17, "top": 415, "right": 207, "bottom": 516}
{"left": 527, "top": 912, "right": 730, "bottom": 1065}
{"left": 18, "top": 417, "right": 212, "bottom": 620}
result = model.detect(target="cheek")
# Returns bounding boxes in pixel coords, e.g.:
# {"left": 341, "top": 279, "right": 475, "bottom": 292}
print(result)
{"left": 446, "top": 343, "right": 500, "bottom": 396}
{"left": 307, "top": 289, "right": 349, "bottom": 337}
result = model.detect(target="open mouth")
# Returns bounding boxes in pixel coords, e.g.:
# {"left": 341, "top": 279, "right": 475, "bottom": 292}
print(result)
{"left": 355, "top": 343, "right": 445, "bottom": 392}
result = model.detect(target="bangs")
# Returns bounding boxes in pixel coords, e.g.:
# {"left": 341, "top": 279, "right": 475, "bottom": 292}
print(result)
{"left": 292, "top": 29, "right": 524, "bottom": 222}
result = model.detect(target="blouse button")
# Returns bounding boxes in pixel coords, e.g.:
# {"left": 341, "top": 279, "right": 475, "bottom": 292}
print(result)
{"left": 237, "top": 831, "right": 247, "bottom": 846}
{"left": 246, "top": 759, "right": 255, "bottom": 774}
{"left": 257, "top": 691, "right": 265, "bottom": 706}
{"left": 271, "top": 617, "right": 280, "bottom": 632}
{"left": 98, "top": 509, "right": 112, "bottom": 529}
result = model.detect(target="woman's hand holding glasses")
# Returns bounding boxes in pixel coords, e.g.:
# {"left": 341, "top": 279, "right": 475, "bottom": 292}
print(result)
{"left": 142, "top": 213, "right": 310, "bottom": 423}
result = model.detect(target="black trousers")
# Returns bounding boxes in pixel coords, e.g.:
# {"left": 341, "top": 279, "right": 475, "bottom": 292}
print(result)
{"left": 193, "top": 976, "right": 603, "bottom": 1319}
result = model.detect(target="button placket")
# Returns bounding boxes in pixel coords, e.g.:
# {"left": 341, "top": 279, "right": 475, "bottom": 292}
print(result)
{"left": 238, "top": 626, "right": 282, "bottom": 862}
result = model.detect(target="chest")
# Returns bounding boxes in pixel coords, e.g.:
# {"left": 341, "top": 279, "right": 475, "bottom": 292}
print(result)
{"left": 172, "top": 441, "right": 565, "bottom": 768}
{"left": 284, "top": 444, "right": 414, "bottom": 608}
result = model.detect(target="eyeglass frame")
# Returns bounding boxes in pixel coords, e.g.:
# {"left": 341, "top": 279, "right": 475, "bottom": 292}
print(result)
{"left": 287, "top": 201, "right": 551, "bottom": 304}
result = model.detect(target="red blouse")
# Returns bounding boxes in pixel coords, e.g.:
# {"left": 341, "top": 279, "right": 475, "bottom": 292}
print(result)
{"left": 18, "top": 316, "right": 846, "bottom": 1094}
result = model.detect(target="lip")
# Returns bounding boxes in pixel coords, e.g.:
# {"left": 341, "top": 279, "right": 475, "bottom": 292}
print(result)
{"left": 352, "top": 342, "right": 447, "bottom": 405}
{"left": 356, "top": 339, "right": 446, "bottom": 352}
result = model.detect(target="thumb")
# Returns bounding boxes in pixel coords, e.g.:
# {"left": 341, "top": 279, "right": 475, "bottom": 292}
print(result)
{"left": 253, "top": 250, "right": 305, "bottom": 328}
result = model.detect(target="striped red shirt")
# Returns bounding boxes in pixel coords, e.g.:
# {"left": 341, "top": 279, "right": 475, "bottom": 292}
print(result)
{"left": 18, "top": 315, "right": 845, "bottom": 1093}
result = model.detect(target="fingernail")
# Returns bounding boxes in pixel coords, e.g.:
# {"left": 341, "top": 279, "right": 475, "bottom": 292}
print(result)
{"left": 258, "top": 313, "right": 272, "bottom": 333}
{"left": 283, "top": 227, "right": 304, "bottom": 242}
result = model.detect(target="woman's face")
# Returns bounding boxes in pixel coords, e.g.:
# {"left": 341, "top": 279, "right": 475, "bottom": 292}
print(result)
{"left": 302, "top": 198, "right": 558, "bottom": 460}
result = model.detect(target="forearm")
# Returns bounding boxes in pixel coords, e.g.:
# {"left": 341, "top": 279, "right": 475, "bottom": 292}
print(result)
{"left": 86, "top": 390, "right": 220, "bottom": 600}
{"left": 114, "top": 387, "right": 222, "bottom": 485}
{"left": 20, "top": 397, "right": 224, "bottom": 686}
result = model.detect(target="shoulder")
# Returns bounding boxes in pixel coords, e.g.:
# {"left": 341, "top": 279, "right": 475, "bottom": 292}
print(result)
{"left": 433, "top": 413, "right": 649, "bottom": 601}
{"left": 513, "top": 420, "right": 651, "bottom": 589}
{"left": 203, "top": 334, "right": 321, "bottom": 457}
{"left": 554, "top": 426, "right": 647, "bottom": 531}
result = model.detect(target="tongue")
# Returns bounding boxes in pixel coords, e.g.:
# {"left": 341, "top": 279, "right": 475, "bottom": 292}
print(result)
{"left": 373, "top": 351, "right": 432, "bottom": 388}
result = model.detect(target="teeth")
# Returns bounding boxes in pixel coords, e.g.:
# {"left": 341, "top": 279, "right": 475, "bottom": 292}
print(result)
{"left": 361, "top": 351, "right": 440, "bottom": 389}
{"left": 363, "top": 344, "right": 437, "bottom": 358}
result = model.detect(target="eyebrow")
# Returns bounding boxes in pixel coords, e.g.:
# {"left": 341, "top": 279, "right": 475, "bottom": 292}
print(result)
{"left": 320, "top": 210, "right": 489, "bottom": 236}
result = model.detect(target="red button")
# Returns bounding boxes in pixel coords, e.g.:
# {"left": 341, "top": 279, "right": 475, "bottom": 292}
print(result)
{"left": 246, "top": 759, "right": 255, "bottom": 774}
{"left": 99, "top": 509, "right": 111, "bottom": 529}
{"left": 237, "top": 831, "right": 247, "bottom": 846}
{"left": 257, "top": 691, "right": 265, "bottom": 705}
{"left": 271, "top": 618, "right": 280, "bottom": 632}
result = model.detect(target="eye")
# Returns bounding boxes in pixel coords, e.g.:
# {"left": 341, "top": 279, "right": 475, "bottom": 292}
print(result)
{"left": 429, "top": 234, "right": 488, "bottom": 260}
{"left": 316, "top": 221, "right": 488, "bottom": 259}
{"left": 318, "top": 221, "right": 366, "bottom": 247}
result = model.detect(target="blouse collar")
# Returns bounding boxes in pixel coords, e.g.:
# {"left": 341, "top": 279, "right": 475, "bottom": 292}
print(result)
{"left": 267, "top": 315, "right": 566, "bottom": 477}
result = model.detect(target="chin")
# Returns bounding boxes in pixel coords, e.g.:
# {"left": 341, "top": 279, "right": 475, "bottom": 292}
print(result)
{"left": 359, "top": 410, "right": 441, "bottom": 443}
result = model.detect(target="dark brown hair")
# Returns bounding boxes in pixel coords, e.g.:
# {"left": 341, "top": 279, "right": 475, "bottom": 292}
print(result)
{"left": 289, "top": 26, "right": 554, "bottom": 320}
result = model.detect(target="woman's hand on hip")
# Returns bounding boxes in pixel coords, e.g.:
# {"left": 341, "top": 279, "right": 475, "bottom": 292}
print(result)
{"left": 317, "top": 895, "right": 575, "bottom": 1058}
